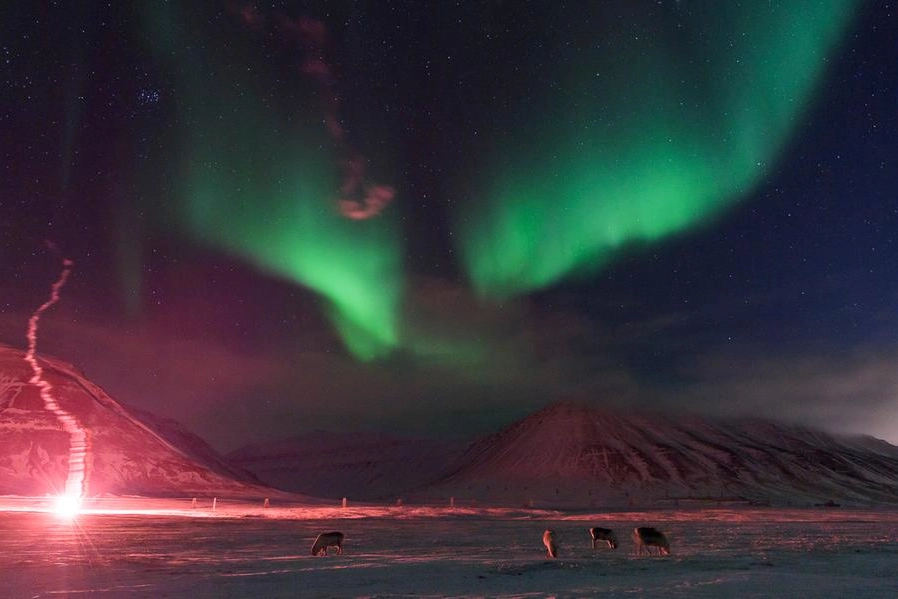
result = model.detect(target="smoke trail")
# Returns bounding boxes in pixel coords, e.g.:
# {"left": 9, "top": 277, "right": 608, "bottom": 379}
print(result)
{"left": 281, "top": 14, "right": 396, "bottom": 220}
{"left": 23, "top": 255, "right": 89, "bottom": 499}
{"left": 227, "top": 5, "right": 396, "bottom": 220}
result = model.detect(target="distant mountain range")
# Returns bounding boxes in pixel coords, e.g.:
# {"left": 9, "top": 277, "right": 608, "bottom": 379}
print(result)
{"left": 228, "top": 431, "right": 468, "bottom": 501}
{"left": 5, "top": 341, "right": 898, "bottom": 508}
{"left": 0, "top": 344, "right": 282, "bottom": 499}
{"left": 232, "top": 401, "right": 898, "bottom": 508}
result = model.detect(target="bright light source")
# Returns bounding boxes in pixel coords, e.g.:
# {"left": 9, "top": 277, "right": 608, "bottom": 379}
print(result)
{"left": 52, "top": 494, "right": 82, "bottom": 519}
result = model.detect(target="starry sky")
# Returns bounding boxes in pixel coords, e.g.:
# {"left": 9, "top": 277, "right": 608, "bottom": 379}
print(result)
{"left": 2, "top": 1, "right": 897, "bottom": 452}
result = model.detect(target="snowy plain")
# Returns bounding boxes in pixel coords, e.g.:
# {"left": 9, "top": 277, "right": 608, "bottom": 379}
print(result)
{"left": 3, "top": 498, "right": 898, "bottom": 598}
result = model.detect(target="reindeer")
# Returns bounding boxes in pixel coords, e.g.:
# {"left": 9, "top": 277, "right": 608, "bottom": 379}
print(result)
{"left": 633, "top": 527, "right": 670, "bottom": 556}
{"left": 543, "top": 529, "right": 558, "bottom": 558}
{"left": 588, "top": 527, "right": 618, "bottom": 549}
{"left": 311, "top": 531, "right": 344, "bottom": 556}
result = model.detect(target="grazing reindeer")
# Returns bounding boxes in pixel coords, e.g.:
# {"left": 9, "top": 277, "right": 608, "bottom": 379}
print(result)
{"left": 311, "top": 531, "right": 344, "bottom": 556}
{"left": 633, "top": 527, "right": 670, "bottom": 556}
{"left": 543, "top": 529, "right": 558, "bottom": 558}
{"left": 589, "top": 527, "right": 618, "bottom": 549}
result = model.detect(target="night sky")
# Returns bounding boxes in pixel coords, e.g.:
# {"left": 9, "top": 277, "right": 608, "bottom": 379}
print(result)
{"left": 2, "top": 1, "right": 897, "bottom": 452}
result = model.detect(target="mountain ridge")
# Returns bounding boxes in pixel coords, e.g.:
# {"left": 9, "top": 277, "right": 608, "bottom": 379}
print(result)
{"left": 228, "top": 399, "right": 898, "bottom": 507}
{"left": 0, "top": 343, "right": 292, "bottom": 499}
{"left": 416, "top": 400, "right": 898, "bottom": 507}
{"left": 7, "top": 337, "right": 898, "bottom": 509}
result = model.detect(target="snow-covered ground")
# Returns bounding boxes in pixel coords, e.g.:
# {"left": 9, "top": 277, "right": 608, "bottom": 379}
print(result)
{"left": 3, "top": 498, "right": 898, "bottom": 598}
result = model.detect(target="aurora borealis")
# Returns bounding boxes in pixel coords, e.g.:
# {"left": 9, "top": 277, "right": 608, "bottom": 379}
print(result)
{"left": 140, "top": 0, "right": 860, "bottom": 356}
{"left": 456, "top": 1, "right": 859, "bottom": 296}
{"left": 144, "top": 3, "right": 403, "bottom": 359}
{"left": 2, "top": 1, "right": 898, "bottom": 450}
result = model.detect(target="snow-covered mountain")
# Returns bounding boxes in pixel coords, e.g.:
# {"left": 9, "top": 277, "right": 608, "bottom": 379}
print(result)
{"left": 9, "top": 337, "right": 898, "bottom": 509}
{"left": 0, "top": 344, "right": 281, "bottom": 498}
{"left": 228, "top": 431, "right": 468, "bottom": 501}
{"left": 419, "top": 401, "right": 898, "bottom": 508}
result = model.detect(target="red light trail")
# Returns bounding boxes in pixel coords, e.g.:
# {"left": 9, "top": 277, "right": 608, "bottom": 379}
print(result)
{"left": 23, "top": 255, "right": 89, "bottom": 506}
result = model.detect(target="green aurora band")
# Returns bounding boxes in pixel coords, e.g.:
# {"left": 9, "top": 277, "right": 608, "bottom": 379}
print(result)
{"left": 142, "top": 2, "right": 859, "bottom": 362}
{"left": 456, "top": 1, "right": 859, "bottom": 297}
{"left": 143, "top": 5, "right": 401, "bottom": 360}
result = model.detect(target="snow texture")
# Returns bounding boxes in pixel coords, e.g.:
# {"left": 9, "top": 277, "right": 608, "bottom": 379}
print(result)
{"left": 2, "top": 499, "right": 897, "bottom": 598}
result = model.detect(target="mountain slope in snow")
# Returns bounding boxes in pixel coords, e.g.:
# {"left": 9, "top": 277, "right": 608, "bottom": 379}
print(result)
{"left": 419, "top": 401, "right": 898, "bottom": 507}
{"left": 0, "top": 344, "right": 284, "bottom": 498}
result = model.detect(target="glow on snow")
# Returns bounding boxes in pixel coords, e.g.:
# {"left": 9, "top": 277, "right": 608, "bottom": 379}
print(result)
{"left": 23, "top": 257, "right": 88, "bottom": 511}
